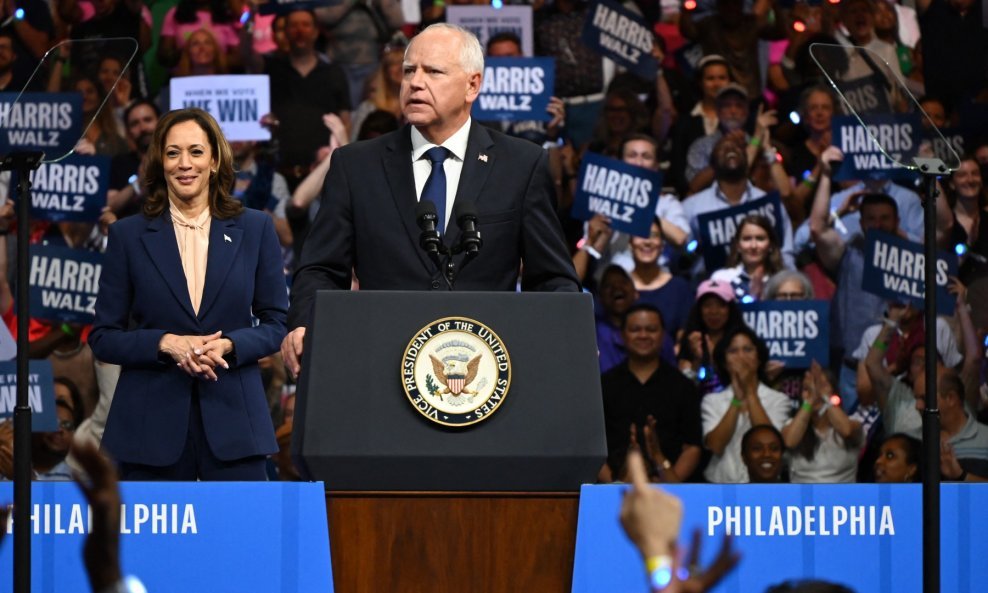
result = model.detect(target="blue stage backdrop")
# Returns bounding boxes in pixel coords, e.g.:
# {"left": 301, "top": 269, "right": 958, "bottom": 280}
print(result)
{"left": 573, "top": 483, "right": 986, "bottom": 593}
{"left": 0, "top": 482, "right": 333, "bottom": 593}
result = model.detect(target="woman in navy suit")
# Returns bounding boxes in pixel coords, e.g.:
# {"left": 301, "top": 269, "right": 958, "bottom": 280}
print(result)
{"left": 89, "top": 108, "right": 288, "bottom": 480}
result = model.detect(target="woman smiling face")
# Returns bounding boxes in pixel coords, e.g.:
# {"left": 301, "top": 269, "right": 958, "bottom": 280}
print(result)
{"left": 736, "top": 222, "right": 772, "bottom": 270}
{"left": 163, "top": 119, "right": 216, "bottom": 208}
{"left": 629, "top": 221, "right": 663, "bottom": 266}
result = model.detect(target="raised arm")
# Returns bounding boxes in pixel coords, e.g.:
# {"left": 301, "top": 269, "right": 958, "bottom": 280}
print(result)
{"left": 809, "top": 146, "right": 847, "bottom": 272}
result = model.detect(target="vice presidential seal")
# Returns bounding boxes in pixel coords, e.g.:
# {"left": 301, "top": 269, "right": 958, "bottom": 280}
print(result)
{"left": 401, "top": 317, "right": 511, "bottom": 427}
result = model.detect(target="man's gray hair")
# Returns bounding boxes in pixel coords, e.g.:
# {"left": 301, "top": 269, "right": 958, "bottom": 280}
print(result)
{"left": 412, "top": 23, "right": 485, "bottom": 75}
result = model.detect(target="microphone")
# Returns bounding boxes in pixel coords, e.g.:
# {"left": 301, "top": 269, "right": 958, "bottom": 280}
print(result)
{"left": 454, "top": 199, "right": 483, "bottom": 257}
{"left": 415, "top": 200, "right": 443, "bottom": 257}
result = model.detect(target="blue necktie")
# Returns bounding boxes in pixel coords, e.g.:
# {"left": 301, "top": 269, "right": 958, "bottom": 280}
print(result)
{"left": 421, "top": 146, "right": 450, "bottom": 234}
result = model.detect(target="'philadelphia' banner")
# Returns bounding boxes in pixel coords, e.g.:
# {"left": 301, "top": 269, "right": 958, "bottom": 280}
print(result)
{"left": 570, "top": 152, "right": 661, "bottom": 238}
{"left": 741, "top": 300, "right": 830, "bottom": 368}
{"left": 862, "top": 230, "right": 957, "bottom": 316}
{"left": 581, "top": 0, "right": 658, "bottom": 81}
{"left": 832, "top": 113, "right": 921, "bottom": 182}
{"left": 20, "top": 154, "right": 111, "bottom": 223}
{"left": 170, "top": 75, "right": 271, "bottom": 141}
{"left": 0, "top": 360, "right": 57, "bottom": 432}
{"left": 696, "top": 193, "right": 784, "bottom": 272}
{"left": 0, "top": 92, "right": 83, "bottom": 158}
{"left": 0, "top": 482, "right": 334, "bottom": 593}
{"left": 572, "top": 483, "right": 984, "bottom": 593}
{"left": 473, "top": 57, "right": 554, "bottom": 122}
{"left": 447, "top": 6, "right": 534, "bottom": 57}
{"left": 29, "top": 245, "right": 103, "bottom": 325}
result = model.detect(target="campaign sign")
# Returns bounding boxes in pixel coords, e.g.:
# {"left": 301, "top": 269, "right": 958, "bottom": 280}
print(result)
{"left": 580, "top": 0, "right": 658, "bottom": 81}
{"left": 473, "top": 57, "right": 555, "bottom": 122}
{"left": 0, "top": 360, "right": 57, "bottom": 432}
{"left": 20, "top": 154, "right": 110, "bottom": 223}
{"left": 0, "top": 93, "right": 83, "bottom": 158}
{"left": 257, "top": 0, "right": 338, "bottom": 15}
{"left": 0, "top": 482, "right": 334, "bottom": 593}
{"left": 570, "top": 152, "right": 661, "bottom": 238}
{"left": 741, "top": 300, "right": 829, "bottom": 368}
{"left": 572, "top": 483, "right": 986, "bottom": 593}
{"left": 839, "top": 73, "right": 891, "bottom": 115}
{"left": 832, "top": 113, "right": 922, "bottom": 182}
{"left": 926, "top": 127, "right": 965, "bottom": 165}
{"left": 862, "top": 230, "right": 957, "bottom": 316}
{"left": 170, "top": 75, "right": 271, "bottom": 142}
{"left": 447, "top": 6, "right": 534, "bottom": 57}
{"left": 29, "top": 245, "right": 103, "bottom": 325}
{"left": 696, "top": 193, "right": 785, "bottom": 272}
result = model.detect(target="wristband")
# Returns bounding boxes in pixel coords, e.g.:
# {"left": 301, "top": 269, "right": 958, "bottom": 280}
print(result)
{"left": 801, "top": 177, "right": 817, "bottom": 188}
{"left": 582, "top": 244, "right": 602, "bottom": 260}
{"left": 882, "top": 318, "right": 899, "bottom": 330}
{"left": 872, "top": 339, "right": 888, "bottom": 352}
{"left": 800, "top": 400, "right": 813, "bottom": 413}
{"left": 60, "top": 323, "right": 76, "bottom": 337}
{"left": 954, "top": 469, "right": 968, "bottom": 481}
{"left": 646, "top": 555, "right": 674, "bottom": 590}
{"left": 730, "top": 397, "right": 743, "bottom": 408}
{"left": 748, "top": 136, "right": 762, "bottom": 148}
{"left": 817, "top": 400, "right": 832, "bottom": 417}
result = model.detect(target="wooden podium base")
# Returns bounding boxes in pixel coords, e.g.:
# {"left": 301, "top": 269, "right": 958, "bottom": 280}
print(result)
{"left": 326, "top": 491, "right": 580, "bottom": 593}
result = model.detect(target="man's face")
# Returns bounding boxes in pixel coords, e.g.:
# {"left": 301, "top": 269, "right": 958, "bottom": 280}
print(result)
{"left": 712, "top": 136, "right": 747, "bottom": 181}
{"left": 487, "top": 39, "right": 522, "bottom": 58}
{"left": 286, "top": 11, "right": 318, "bottom": 55}
{"left": 401, "top": 28, "right": 481, "bottom": 143}
{"left": 126, "top": 104, "right": 158, "bottom": 152}
{"left": 717, "top": 95, "right": 747, "bottom": 131}
{"left": 859, "top": 202, "right": 898, "bottom": 234}
{"left": 621, "top": 139, "right": 658, "bottom": 170}
{"left": 0, "top": 37, "right": 15, "bottom": 74}
{"left": 743, "top": 428, "right": 783, "bottom": 482}
{"left": 621, "top": 310, "right": 663, "bottom": 361}
{"left": 842, "top": 0, "right": 876, "bottom": 41}
{"left": 598, "top": 270, "right": 636, "bottom": 317}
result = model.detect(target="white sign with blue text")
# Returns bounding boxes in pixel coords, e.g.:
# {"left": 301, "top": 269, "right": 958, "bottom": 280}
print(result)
{"left": 447, "top": 6, "right": 534, "bottom": 57}
{"left": 571, "top": 152, "right": 661, "bottom": 238}
{"left": 171, "top": 75, "right": 271, "bottom": 142}
{"left": 473, "top": 57, "right": 554, "bottom": 122}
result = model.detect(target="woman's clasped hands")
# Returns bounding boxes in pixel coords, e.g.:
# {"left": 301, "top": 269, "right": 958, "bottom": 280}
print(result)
{"left": 159, "top": 331, "right": 233, "bottom": 381}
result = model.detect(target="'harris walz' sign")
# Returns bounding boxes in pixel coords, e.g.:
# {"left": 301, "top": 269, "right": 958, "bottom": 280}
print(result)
{"left": 832, "top": 114, "right": 921, "bottom": 182}
{"left": 24, "top": 154, "right": 110, "bottom": 223}
{"left": 0, "top": 359, "right": 58, "bottom": 432}
{"left": 696, "top": 193, "right": 784, "bottom": 272}
{"left": 570, "top": 152, "right": 660, "bottom": 238}
{"left": 862, "top": 230, "right": 957, "bottom": 316}
{"left": 0, "top": 92, "right": 83, "bottom": 158}
{"left": 741, "top": 301, "right": 829, "bottom": 368}
{"left": 473, "top": 57, "right": 554, "bottom": 122}
{"left": 29, "top": 245, "right": 103, "bottom": 325}
{"left": 581, "top": 0, "right": 658, "bottom": 81}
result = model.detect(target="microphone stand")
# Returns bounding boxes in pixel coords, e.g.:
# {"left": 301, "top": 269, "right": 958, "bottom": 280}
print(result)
{"left": 0, "top": 150, "right": 45, "bottom": 593}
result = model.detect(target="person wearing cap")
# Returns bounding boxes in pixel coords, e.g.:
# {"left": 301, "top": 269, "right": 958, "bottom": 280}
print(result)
{"left": 682, "top": 134, "right": 797, "bottom": 270}
{"left": 677, "top": 278, "right": 747, "bottom": 396}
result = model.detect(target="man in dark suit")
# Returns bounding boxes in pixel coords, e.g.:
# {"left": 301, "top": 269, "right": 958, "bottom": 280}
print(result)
{"left": 281, "top": 23, "right": 578, "bottom": 375}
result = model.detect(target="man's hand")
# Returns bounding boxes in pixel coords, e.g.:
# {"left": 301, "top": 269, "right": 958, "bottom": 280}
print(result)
{"left": 72, "top": 442, "right": 123, "bottom": 593}
{"left": 281, "top": 327, "right": 306, "bottom": 378}
{"left": 819, "top": 146, "right": 844, "bottom": 177}
{"left": 619, "top": 450, "right": 683, "bottom": 558}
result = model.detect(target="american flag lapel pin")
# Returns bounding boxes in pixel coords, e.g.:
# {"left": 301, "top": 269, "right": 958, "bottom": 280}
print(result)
{"left": 478, "top": 153, "right": 488, "bottom": 163}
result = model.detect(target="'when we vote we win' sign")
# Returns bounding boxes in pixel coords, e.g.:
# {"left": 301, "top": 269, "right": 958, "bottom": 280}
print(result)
{"left": 170, "top": 75, "right": 271, "bottom": 142}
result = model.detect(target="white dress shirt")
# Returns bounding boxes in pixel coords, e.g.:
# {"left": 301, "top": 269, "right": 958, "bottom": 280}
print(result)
{"left": 411, "top": 119, "right": 472, "bottom": 229}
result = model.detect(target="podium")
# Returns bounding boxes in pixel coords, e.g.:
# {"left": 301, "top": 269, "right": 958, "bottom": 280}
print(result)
{"left": 292, "top": 291, "right": 605, "bottom": 591}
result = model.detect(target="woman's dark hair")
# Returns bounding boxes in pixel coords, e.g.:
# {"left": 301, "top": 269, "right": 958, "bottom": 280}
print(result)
{"left": 712, "top": 325, "right": 770, "bottom": 384}
{"left": 142, "top": 108, "right": 242, "bottom": 220}
{"left": 724, "top": 214, "right": 785, "bottom": 274}
{"left": 882, "top": 433, "right": 922, "bottom": 482}
{"left": 53, "top": 376, "right": 84, "bottom": 428}
{"left": 358, "top": 110, "right": 400, "bottom": 140}
{"left": 175, "top": 0, "right": 234, "bottom": 24}
{"left": 741, "top": 424, "right": 784, "bottom": 457}
{"left": 676, "top": 294, "right": 745, "bottom": 362}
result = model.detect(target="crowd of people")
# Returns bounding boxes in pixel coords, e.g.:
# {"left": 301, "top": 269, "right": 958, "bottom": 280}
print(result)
{"left": 0, "top": 0, "right": 986, "bottom": 485}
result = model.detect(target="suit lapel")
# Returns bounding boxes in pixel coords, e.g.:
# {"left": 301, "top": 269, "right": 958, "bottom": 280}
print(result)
{"left": 140, "top": 214, "right": 197, "bottom": 321}
{"left": 384, "top": 126, "right": 435, "bottom": 273}
{"left": 199, "top": 217, "right": 243, "bottom": 319}
{"left": 447, "top": 123, "right": 495, "bottom": 249}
